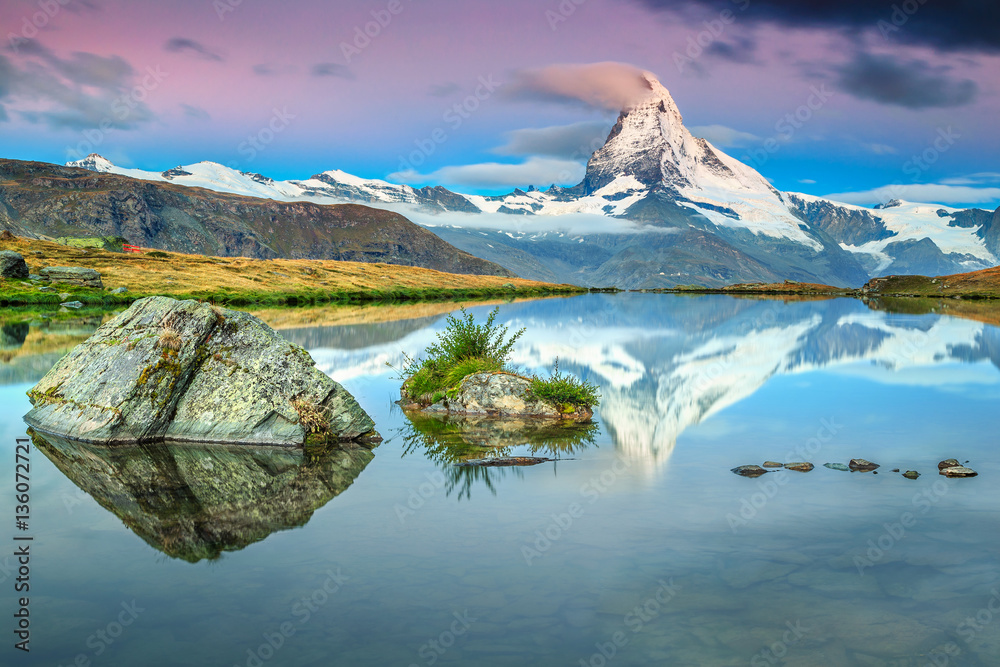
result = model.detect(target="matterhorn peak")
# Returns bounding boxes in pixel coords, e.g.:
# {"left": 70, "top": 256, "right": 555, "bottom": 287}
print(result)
{"left": 629, "top": 71, "right": 684, "bottom": 120}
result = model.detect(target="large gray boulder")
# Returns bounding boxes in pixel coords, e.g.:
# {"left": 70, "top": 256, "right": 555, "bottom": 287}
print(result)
{"left": 40, "top": 266, "right": 103, "bottom": 288}
{"left": 404, "top": 372, "right": 593, "bottom": 422}
{"left": 0, "top": 250, "right": 29, "bottom": 279}
{"left": 24, "top": 296, "right": 378, "bottom": 445}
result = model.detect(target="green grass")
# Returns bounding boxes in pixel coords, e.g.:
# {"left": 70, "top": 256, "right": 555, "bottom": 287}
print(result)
{"left": 0, "top": 282, "right": 578, "bottom": 309}
{"left": 400, "top": 307, "right": 522, "bottom": 399}
{"left": 399, "top": 309, "right": 599, "bottom": 410}
{"left": 529, "top": 360, "right": 600, "bottom": 410}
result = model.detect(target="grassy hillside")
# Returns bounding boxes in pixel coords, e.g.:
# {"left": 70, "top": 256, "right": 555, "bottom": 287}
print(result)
{"left": 0, "top": 236, "right": 584, "bottom": 307}
{"left": 862, "top": 266, "right": 1000, "bottom": 299}
{"left": 0, "top": 158, "right": 512, "bottom": 277}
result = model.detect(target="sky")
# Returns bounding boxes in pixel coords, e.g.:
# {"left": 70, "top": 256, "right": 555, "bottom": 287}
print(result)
{"left": 1, "top": 0, "right": 999, "bottom": 208}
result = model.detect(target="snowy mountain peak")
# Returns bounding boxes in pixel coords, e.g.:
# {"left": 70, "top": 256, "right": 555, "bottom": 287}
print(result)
{"left": 67, "top": 153, "right": 116, "bottom": 172}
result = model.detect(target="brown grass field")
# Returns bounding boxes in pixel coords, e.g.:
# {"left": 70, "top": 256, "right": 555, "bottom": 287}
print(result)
{"left": 0, "top": 236, "right": 584, "bottom": 306}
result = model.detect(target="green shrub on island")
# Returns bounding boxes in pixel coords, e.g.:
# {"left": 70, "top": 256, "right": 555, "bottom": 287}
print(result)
{"left": 528, "top": 359, "right": 600, "bottom": 411}
{"left": 397, "top": 307, "right": 599, "bottom": 410}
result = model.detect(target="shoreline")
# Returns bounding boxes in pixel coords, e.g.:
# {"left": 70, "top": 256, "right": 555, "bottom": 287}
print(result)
{"left": 0, "top": 236, "right": 586, "bottom": 308}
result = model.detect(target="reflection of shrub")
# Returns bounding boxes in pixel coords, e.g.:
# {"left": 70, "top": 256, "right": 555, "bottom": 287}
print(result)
{"left": 529, "top": 359, "right": 600, "bottom": 409}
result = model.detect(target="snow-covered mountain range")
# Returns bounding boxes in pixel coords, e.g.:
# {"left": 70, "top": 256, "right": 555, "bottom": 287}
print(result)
{"left": 67, "top": 73, "right": 999, "bottom": 287}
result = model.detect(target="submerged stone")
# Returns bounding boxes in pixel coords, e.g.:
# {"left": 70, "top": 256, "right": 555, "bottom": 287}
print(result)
{"left": 732, "top": 465, "right": 769, "bottom": 477}
{"left": 762, "top": 461, "right": 783, "bottom": 468}
{"left": 455, "top": 456, "right": 554, "bottom": 467}
{"left": 903, "top": 470, "right": 920, "bottom": 479}
{"left": 849, "top": 458, "right": 880, "bottom": 471}
{"left": 24, "top": 296, "right": 378, "bottom": 446}
{"left": 939, "top": 466, "right": 977, "bottom": 478}
{"left": 784, "top": 462, "right": 814, "bottom": 472}
{"left": 824, "top": 463, "right": 850, "bottom": 471}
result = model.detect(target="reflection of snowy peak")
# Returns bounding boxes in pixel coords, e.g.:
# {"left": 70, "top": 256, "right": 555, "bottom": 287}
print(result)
{"left": 65, "top": 73, "right": 999, "bottom": 286}
{"left": 501, "top": 296, "right": 999, "bottom": 477}
{"left": 280, "top": 296, "right": 1000, "bottom": 480}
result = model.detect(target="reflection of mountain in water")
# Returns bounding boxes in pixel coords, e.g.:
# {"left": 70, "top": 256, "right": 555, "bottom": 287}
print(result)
{"left": 502, "top": 295, "right": 1000, "bottom": 475}
{"left": 278, "top": 316, "right": 443, "bottom": 351}
{"left": 31, "top": 430, "right": 375, "bottom": 562}
{"left": 0, "top": 316, "right": 106, "bottom": 385}
{"left": 274, "top": 296, "right": 1000, "bottom": 478}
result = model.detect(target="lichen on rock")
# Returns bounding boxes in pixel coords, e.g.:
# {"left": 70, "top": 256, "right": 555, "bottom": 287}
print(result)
{"left": 24, "top": 296, "right": 378, "bottom": 446}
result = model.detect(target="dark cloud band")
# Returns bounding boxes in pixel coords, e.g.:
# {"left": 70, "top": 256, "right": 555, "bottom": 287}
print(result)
{"left": 632, "top": 0, "right": 1000, "bottom": 52}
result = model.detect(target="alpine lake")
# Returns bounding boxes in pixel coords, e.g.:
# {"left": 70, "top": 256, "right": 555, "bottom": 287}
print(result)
{"left": 2, "top": 292, "right": 999, "bottom": 667}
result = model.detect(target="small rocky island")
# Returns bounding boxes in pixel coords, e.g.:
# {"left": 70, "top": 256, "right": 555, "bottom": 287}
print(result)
{"left": 401, "top": 371, "right": 594, "bottom": 422}
{"left": 24, "top": 296, "right": 379, "bottom": 446}
{"left": 398, "top": 308, "right": 598, "bottom": 425}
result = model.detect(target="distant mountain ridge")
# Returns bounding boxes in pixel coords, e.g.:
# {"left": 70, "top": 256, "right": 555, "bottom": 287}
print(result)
{"left": 61, "top": 73, "right": 999, "bottom": 287}
{"left": 0, "top": 159, "right": 513, "bottom": 277}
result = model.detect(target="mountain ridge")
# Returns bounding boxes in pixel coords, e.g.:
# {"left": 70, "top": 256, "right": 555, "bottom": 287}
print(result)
{"left": 57, "top": 72, "right": 1000, "bottom": 287}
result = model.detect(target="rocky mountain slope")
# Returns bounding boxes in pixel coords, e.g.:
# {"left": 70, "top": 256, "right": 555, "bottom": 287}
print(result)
{"left": 0, "top": 159, "right": 513, "bottom": 276}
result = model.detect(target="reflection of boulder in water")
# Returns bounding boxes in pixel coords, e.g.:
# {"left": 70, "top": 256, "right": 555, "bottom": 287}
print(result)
{"left": 400, "top": 411, "right": 597, "bottom": 499}
{"left": 1, "top": 322, "right": 29, "bottom": 350}
{"left": 31, "top": 430, "right": 375, "bottom": 562}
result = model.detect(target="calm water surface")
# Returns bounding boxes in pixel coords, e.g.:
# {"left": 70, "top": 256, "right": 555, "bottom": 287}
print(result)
{"left": 2, "top": 294, "right": 999, "bottom": 666}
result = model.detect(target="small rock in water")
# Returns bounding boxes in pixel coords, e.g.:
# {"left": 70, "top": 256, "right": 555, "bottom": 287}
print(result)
{"left": 902, "top": 470, "right": 920, "bottom": 479}
{"left": 849, "top": 458, "right": 880, "bottom": 472}
{"left": 456, "top": 457, "right": 554, "bottom": 467}
{"left": 784, "top": 462, "right": 814, "bottom": 472}
{"left": 59, "top": 301, "right": 84, "bottom": 309}
{"left": 762, "top": 461, "right": 783, "bottom": 468}
{"left": 938, "top": 458, "right": 960, "bottom": 470}
{"left": 891, "top": 468, "right": 900, "bottom": 473}
{"left": 732, "top": 465, "right": 769, "bottom": 478}
{"left": 940, "top": 466, "right": 977, "bottom": 478}
{"left": 824, "top": 463, "right": 850, "bottom": 472}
